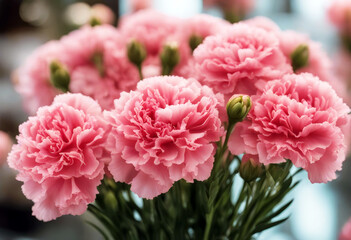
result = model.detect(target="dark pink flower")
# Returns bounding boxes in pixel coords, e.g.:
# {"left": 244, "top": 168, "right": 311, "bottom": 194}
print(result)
{"left": 228, "top": 73, "right": 350, "bottom": 183}
{"left": 340, "top": 218, "right": 351, "bottom": 240}
{"left": 104, "top": 76, "right": 224, "bottom": 199}
{"left": 193, "top": 23, "right": 292, "bottom": 102}
{"left": 7, "top": 93, "right": 108, "bottom": 221}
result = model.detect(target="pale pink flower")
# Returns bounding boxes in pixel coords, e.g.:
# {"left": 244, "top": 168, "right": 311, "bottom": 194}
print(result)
{"left": 104, "top": 76, "right": 224, "bottom": 199}
{"left": 130, "top": 0, "right": 152, "bottom": 12}
{"left": 0, "top": 131, "right": 12, "bottom": 166}
{"left": 328, "top": 0, "right": 351, "bottom": 32}
{"left": 7, "top": 93, "right": 108, "bottom": 221}
{"left": 193, "top": 23, "right": 292, "bottom": 102}
{"left": 119, "top": 10, "right": 180, "bottom": 57}
{"left": 14, "top": 41, "right": 70, "bottom": 115}
{"left": 91, "top": 4, "right": 115, "bottom": 25}
{"left": 175, "top": 14, "right": 230, "bottom": 77}
{"left": 229, "top": 73, "right": 350, "bottom": 183}
{"left": 340, "top": 218, "right": 351, "bottom": 240}
{"left": 244, "top": 16, "right": 280, "bottom": 33}
{"left": 61, "top": 25, "right": 140, "bottom": 109}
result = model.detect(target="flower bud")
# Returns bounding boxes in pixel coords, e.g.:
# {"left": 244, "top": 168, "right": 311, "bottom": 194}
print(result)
{"left": 92, "top": 52, "right": 104, "bottom": 76}
{"left": 291, "top": 44, "right": 309, "bottom": 72}
{"left": 49, "top": 60, "right": 70, "bottom": 93}
{"left": 89, "top": 16, "right": 102, "bottom": 27}
{"left": 189, "top": 35, "right": 204, "bottom": 52}
{"left": 239, "top": 154, "right": 263, "bottom": 182}
{"left": 127, "top": 40, "right": 147, "bottom": 67}
{"left": 226, "top": 95, "right": 251, "bottom": 124}
{"left": 104, "top": 190, "right": 118, "bottom": 212}
{"left": 160, "top": 42, "right": 180, "bottom": 75}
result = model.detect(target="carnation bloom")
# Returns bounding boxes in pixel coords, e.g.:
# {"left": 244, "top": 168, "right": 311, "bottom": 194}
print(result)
{"left": 130, "top": 0, "right": 152, "bottom": 12}
{"left": 104, "top": 76, "right": 223, "bottom": 199}
{"left": 328, "top": 0, "right": 351, "bottom": 33}
{"left": 14, "top": 41, "right": 70, "bottom": 115}
{"left": 193, "top": 23, "right": 292, "bottom": 101}
{"left": 0, "top": 131, "right": 12, "bottom": 166}
{"left": 228, "top": 73, "right": 350, "bottom": 183}
{"left": 340, "top": 218, "right": 351, "bottom": 240}
{"left": 8, "top": 93, "right": 108, "bottom": 221}
{"left": 61, "top": 25, "right": 140, "bottom": 109}
{"left": 91, "top": 4, "right": 115, "bottom": 25}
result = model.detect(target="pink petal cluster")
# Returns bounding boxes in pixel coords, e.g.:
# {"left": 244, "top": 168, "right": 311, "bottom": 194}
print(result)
{"left": 0, "top": 131, "right": 12, "bottom": 166}
{"left": 328, "top": 0, "right": 351, "bottom": 32}
{"left": 14, "top": 41, "right": 69, "bottom": 115}
{"left": 7, "top": 93, "right": 108, "bottom": 221}
{"left": 130, "top": 0, "right": 152, "bottom": 12}
{"left": 245, "top": 16, "right": 348, "bottom": 102}
{"left": 176, "top": 14, "right": 230, "bottom": 77}
{"left": 15, "top": 25, "right": 140, "bottom": 114}
{"left": 193, "top": 23, "right": 292, "bottom": 102}
{"left": 61, "top": 25, "right": 140, "bottom": 109}
{"left": 104, "top": 76, "right": 224, "bottom": 199}
{"left": 91, "top": 4, "right": 116, "bottom": 25}
{"left": 340, "top": 218, "right": 351, "bottom": 240}
{"left": 229, "top": 73, "right": 350, "bottom": 183}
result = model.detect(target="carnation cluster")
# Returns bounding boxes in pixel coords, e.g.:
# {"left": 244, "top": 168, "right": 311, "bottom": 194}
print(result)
{"left": 7, "top": 10, "right": 351, "bottom": 240}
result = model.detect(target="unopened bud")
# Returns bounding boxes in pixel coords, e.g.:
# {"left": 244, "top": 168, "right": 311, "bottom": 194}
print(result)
{"left": 160, "top": 42, "right": 180, "bottom": 75}
{"left": 92, "top": 52, "right": 104, "bottom": 76}
{"left": 226, "top": 95, "right": 251, "bottom": 124}
{"left": 291, "top": 44, "right": 309, "bottom": 72}
{"left": 49, "top": 60, "right": 70, "bottom": 93}
{"left": 239, "top": 154, "right": 263, "bottom": 182}
{"left": 104, "top": 191, "right": 118, "bottom": 212}
{"left": 127, "top": 40, "right": 147, "bottom": 67}
{"left": 189, "top": 35, "right": 204, "bottom": 52}
{"left": 89, "top": 17, "right": 102, "bottom": 27}
{"left": 224, "top": 10, "right": 242, "bottom": 24}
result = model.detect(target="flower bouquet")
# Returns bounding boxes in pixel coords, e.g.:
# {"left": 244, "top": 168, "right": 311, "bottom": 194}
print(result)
{"left": 7, "top": 9, "right": 350, "bottom": 240}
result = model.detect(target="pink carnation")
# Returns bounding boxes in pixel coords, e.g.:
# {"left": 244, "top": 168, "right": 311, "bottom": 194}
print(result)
{"left": 91, "top": 4, "right": 115, "bottom": 25}
{"left": 61, "top": 25, "right": 140, "bottom": 109}
{"left": 0, "top": 131, "right": 12, "bottom": 166}
{"left": 244, "top": 16, "right": 281, "bottom": 33}
{"left": 7, "top": 93, "right": 108, "bottom": 221}
{"left": 340, "top": 218, "right": 351, "bottom": 240}
{"left": 328, "top": 0, "right": 351, "bottom": 32}
{"left": 130, "top": 0, "right": 152, "bottom": 12}
{"left": 193, "top": 23, "right": 292, "bottom": 101}
{"left": 229, "top": 73, "right": 350, "bottom": 183}
{"left": 119, "top": 10, "right": 179, "bottom": 57}
{"left": 14, "top": 41, "right": 70, "bottom": 115}
{"left": 175, "top": 14, "right": 230, "bottom": 77}
{"left": 104, "top": 76, "right": 224, "bottom": 199}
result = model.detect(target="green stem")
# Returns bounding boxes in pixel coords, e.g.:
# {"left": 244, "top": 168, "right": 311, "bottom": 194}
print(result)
{"left": 138, "top": 65, "right": 144, "bottom": 80}
{"left": 203, "top": 207, "right": 215, "bottom": 240}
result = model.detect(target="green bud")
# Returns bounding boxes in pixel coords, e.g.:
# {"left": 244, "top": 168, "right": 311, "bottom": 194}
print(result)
{"left": 89, "top": 17, "right": 102, "bottom": 27}
{"left": 92, "top": 52, "right": 104, "bottom": 76}
{"left": 49, "top": 60, "right": 70, "bottom": 93}
{"left": 291, "top": 44, "right": 309, "bottom": 72}
{"left": 160, "top": 42, "right": 180, "bottom": 75}
{"left": 127, "top": 40, "right": 147, "bottom": 67}
{"left": 226, "top": 95, "right": 251, "bottom": 124}
{"left": 267, "top": 164, "right": 285, "bottom": 182}
{"left": 104, "top": 191, "right": 118, "bottom": 212}
{"left": 239, "top": 157, "right": 263, "bottom": 182}
{"left": 189, "top": 35, "right": 204, "bottom": 52}
{"left": 224, "top": 10, "right": 242, "bottom": 24}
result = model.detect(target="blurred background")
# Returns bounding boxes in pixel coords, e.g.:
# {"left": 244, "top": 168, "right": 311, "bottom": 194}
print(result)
{"left": 0, "top": 0, "right": 350, "bottom": 239}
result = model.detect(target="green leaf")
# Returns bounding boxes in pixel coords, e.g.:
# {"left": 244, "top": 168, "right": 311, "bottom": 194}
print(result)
{"left": 252, "top": 216, "right": 290, "bottom": 234}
